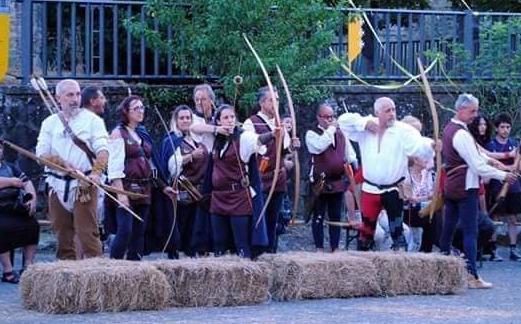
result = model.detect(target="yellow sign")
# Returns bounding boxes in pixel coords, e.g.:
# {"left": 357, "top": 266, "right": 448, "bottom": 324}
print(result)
{"left": 0, "top": 12, "right": 10, "bottom": 82}
{"left": 347, "top": 17, "right": 363, "bottom": 64}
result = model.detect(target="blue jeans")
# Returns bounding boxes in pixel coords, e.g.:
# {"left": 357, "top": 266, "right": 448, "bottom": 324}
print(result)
{"left": 440, "top": 189, "right": 479, "bottom": 277}
{"left": 110, "top": 204, "right": 149, "bottom": 260}
{"left": 211, "top": 214, "right": 251, "bottom": 258}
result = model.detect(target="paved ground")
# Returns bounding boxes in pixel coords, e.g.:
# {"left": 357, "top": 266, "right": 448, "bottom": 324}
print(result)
{"left": 1, "top": 248, "right": 520, "bottom": 324}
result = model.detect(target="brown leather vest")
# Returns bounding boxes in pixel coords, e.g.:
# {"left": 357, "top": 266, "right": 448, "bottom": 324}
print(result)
{"left": 250, "top": 114, "right": 287, "bottom": 193}
{"left": 310, "top": 126, "right": 348, "bottom": 193}
{"left": 210, "top": 137, "right": 252, "bottom": 216}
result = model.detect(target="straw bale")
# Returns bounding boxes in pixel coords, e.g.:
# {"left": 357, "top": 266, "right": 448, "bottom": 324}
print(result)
{"left": 151, "top": 257, "right": 271, "bottom": 307}
{"left": 20, "top": 258, "right": 172, "bottom": 314}
{"left": 347, "top": 251, "right": 466, "bottom": 296}
{"left": 259, "top": 252, "right": 381, "bottom": 300}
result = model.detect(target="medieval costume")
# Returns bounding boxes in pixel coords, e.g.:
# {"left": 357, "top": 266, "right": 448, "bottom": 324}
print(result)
{"left": 36, "top": 108, "right": 108, "bottom": 260}
{"left": 243, "top": 111, "right": 291, "bottom": 253}
{"left": 157, "top": 127, "right": 210, "bottom": 257}
{"left": 440, "top": 118, "right": 508, "bottom": 280}
{"left": 192, "top": 127, "right": 269, "bottom": 258}
{"left": 107, "top": 124, "right": 155, "bottom": 260}
{"left": 338, "top": 112, "right": 434, "bottom": 250}
{"left": 305, "top": 124, "right": 356, "bottom": 251}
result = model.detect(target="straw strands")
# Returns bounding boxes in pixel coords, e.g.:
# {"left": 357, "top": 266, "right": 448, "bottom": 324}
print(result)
{"left": 151, "top": 257, "right": 271, "bottom": 307}
{"left": 259, "top": 252, "right": 381, "bottom": 300}
{"left": 20, "top": 258, "right": 171, "bottom": 314}
{"left": 19, "top": 252, "right": 466, "bottom": 314}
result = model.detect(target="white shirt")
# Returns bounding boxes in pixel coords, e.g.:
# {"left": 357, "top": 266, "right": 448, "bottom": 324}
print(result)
{"left": 305, "top": 125, "right": 358, "bottom": 180}
{"left": 107, "top": 138, "right": 126, "bottom": 181}
{"left": 338, "top": 112, "right": 434, "bottom": 194}
{"left": 243, "top": 111, "right": 291, "bottom": 150}
{"left": 305, "top": 125, "right": 358, "bottom": 162}
{"left": 450, "top": 118, "right": 506, "bottom": 189}
{"left": 36, "top": 109, "right": 108, "bottom": 209}
{"left": 215, "top": 130, "right": 266, "bottom": 163}
{"left": 191, "top": 114, "right": 215, "bottom": 151}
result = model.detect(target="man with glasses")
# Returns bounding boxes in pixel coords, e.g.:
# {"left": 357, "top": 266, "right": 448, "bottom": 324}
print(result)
{"left": 439, "top": 94, "right": 517, "bottom": 288}
{"left": 306, "top": 103, "right": 357, "bottom": 252}
{"left": 190, "top": 84, "right": 234, "bottom": 151}
{"left": 338, "top": 97, "right": 436, "bottom": 252}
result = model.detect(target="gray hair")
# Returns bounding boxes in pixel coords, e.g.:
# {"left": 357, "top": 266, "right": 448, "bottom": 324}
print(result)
{"left": 455, "top": 93, "right": 479, "bottom": 111}
{"left": 373, "top": 97, "right": 395, "bottom": 114}
{"left": 55, "top": 79, "right": 79, "bottom": 96}
{"left": 193, "top": 84, "right": 215, "bottom": 102}
{"left": 256, "top": 86, "right": 278, "bottom": 105}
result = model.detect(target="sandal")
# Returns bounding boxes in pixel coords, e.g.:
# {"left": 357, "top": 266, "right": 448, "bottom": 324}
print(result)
{"left": 1, "top": 271, "right": 20, "bottom": 284}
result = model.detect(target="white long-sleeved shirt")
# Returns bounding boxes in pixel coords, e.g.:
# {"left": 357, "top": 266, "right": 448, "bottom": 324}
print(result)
{"left": 450, "top": 118, "right": 506, "bottom": 189}
{"left": 242, "top": 111, "right": 290, "bottom": 150}
{"left": 36, "top": 109, "right": 108, "bottom": 210}
{"left": 338, "top": 112, "right": 434, "bottom": 194}
{"left": 305, "top": 125, "right": 358, "bottom": 179}
{"left": 190, "top": 114, "right": 215, "bottom": 151}
{"left": 305, "top": 125, "right": 357, "bottom": 162}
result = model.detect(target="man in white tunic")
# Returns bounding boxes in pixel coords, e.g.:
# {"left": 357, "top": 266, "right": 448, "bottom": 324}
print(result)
{"left": 190, "top": 84, "right": 234, "bottom": 151}
{"left": 36, "top": 79, "right": 109, "bottom": 260}
{"left": 338, "top": 97, "right": 435, "bottom": 250}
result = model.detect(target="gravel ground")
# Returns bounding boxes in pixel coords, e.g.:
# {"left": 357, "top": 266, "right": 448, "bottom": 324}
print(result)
{"left": 1, "top": 228, "right": 520, "bottom": 324}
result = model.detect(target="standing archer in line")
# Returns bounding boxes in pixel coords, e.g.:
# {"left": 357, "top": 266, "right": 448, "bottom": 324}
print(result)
{"left": 36, "top": 79, "right": 109, "bottom": 260}
{"left": 243, "top": 86, "right": 300, "bottom": 253}
{"left": 306, "top": 103, "right": 357, "bottom": 252}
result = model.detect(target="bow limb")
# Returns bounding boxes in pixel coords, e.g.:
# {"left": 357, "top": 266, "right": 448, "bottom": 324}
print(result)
{"left": 417, "top": 58, "right": 442, "bottom": 220}
{"left": 243, "top": 34, "right": 282, "bottom": 228}
{"left": 275, "top": 65, "right": 300, "bottom": 224}
{"left": 0, "top": 138, "right": 143, "bottom": 221}
{"left": 153, "top": 106, "right": 179, "bottom": 255}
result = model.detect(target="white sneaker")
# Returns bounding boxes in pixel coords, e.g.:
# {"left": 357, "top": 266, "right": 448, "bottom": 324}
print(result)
{"left": 468, "top": 275, "right": 493, "bottom": 289}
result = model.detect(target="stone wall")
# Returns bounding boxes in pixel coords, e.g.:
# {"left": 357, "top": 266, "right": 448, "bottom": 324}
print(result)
{"left": 0, "top": 83, "right": 461, "bottom": 179}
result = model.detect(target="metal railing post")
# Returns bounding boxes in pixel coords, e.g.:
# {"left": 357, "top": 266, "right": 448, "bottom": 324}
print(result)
{"left": 20, "top": 0, "right": 32, "bottom": 84}
{"left": 463, "top": 10, "right": 475, "bottom": 81}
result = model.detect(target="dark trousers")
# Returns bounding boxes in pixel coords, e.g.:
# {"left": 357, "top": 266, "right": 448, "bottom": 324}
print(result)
{"left": 440, "top": 189, "right": 479, "bottom": 277}
{"left": 211, "top": 214, "right": 251, "bottom": 258}
{"left": 178, "top": 203, "right": 196, "bottom": 256}
{"left": 110, "top": 204, "right": 150, "bottom": 260}
{"left": 453, "top": 211, "right": 495, "bottom": 257}
{"left": 263, "top": 192, "right": 285, "bottom": 253}
{"left": 312, "top": 192, "right": 344, "bottom": 250}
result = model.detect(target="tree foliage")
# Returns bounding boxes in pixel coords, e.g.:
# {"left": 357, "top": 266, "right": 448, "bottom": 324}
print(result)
{"left": 125, "top": 0, "right": 347, "bottom": 114}
{"left": 452, "top": 0, "right": 521, "bottom": 12}
{"left": 439, "top": 17, "right": 521, "bottom": 135}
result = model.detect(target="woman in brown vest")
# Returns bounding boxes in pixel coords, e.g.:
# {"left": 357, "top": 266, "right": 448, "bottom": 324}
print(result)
{"left": 166, "top": 105, "right": 210, "bottom": 257}
{"left": 208, "top": 104, "right": 274, "bottom": 258}
{"left": 107, "top": 96, "right": 173, "bottom": 260}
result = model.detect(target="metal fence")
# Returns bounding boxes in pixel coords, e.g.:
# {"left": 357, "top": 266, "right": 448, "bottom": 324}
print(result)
{"left": 15, "top": 0, "right": 521, "bottom": 83}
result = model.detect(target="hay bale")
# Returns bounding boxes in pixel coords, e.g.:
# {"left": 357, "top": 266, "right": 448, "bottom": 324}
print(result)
{"left": 151, "top": 257, "right": 271, "bottom": 307}
{"left": 258, "top": 252, "right": 381, "bottom": 300}
{"left": 347, "top": 251, "right": 466, "bottom": 296}
{"left": 20, "top": 258, "right": 172, "bottom": 314}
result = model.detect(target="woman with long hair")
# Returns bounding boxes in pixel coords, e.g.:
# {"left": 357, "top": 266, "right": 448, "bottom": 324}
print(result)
{"left": 107, "top": 95, "right": 174, "bottom": 260}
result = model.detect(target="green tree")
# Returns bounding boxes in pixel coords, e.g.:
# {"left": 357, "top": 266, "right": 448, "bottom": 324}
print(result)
{"left": 125, "top": 0, "right": 346, "bottom": 114}
{"left": 452, "top": 0, "right": 521, "bottom": 12}
{"left": 436, "top": 17, "right": 521, "bottom": 135}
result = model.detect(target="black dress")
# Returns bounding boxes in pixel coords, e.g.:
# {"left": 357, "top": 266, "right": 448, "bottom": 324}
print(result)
{"left": 0, "top": 162, "right": 39, "bottom": 254}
